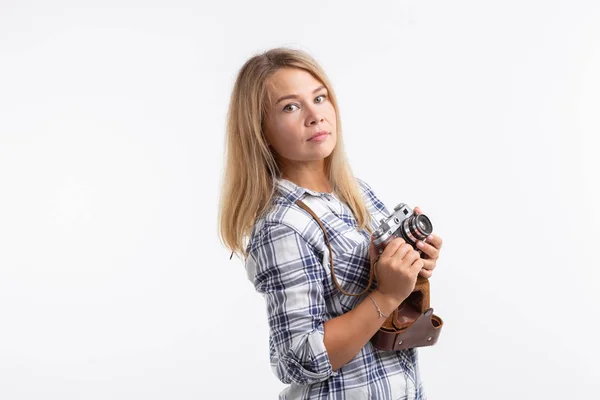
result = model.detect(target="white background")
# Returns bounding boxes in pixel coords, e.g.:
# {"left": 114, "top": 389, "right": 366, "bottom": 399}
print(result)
{"left": 1, "top": 1, "right": 599, "bottom": 399}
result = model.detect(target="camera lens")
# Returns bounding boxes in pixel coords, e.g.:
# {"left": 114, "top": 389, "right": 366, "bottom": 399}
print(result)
{"left": 400, "top": 214, "right": 433, "bottom": 246}
{"left": 416, "top": 215, "right": 433, "bottom": 235}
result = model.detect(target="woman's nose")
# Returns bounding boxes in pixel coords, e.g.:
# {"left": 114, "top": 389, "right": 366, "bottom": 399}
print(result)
{"left": 304, "top": 102, "right": 325, "bottom": 125}
{"left": 307, "top": 113, "right": 325, "bottom": 126}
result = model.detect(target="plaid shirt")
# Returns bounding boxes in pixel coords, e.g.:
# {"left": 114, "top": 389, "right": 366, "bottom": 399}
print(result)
{"left": 245, "top": 177, "right": 427, "bottom": 400}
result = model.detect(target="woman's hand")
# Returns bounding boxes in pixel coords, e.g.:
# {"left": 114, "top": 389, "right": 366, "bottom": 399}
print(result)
{"left": 369, "top": 237, "right": 423, "bottom": 307}
{"left": 414, "top": 206, "right": 443, "bottom": 279}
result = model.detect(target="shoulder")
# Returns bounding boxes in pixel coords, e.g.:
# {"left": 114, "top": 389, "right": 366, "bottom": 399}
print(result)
{"left": 355, "top": 176, "right": 390, "bottom": 217}
{"left": 355, "top": 176, "right": 373, "bottom": 196}
{"left": 245, "top": 195, "right": 323, "bottom": 257}
{"left": 244, "top": 198, "right": 328, "bottom": 289}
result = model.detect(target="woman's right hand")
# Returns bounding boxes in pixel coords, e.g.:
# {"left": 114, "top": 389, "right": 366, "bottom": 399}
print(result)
{"left": 369, "top": 236, "right": 424, "bottom": 307}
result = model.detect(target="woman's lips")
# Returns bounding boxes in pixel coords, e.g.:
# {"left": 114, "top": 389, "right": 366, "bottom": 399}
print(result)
{"left": 308, "top": 132, "right": 329, "bottom": 142}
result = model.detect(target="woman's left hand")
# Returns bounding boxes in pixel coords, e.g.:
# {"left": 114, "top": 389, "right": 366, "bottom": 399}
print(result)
{"left": 413, "top": 206, "right": 443, "bottom": 279}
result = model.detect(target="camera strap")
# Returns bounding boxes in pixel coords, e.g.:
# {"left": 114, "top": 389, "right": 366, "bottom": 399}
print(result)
{"left": 295, "top": 199, "right": 375, "bottom": 297}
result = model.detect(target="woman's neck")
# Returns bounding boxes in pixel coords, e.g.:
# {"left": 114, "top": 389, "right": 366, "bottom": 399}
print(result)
{"left": 280, "top": 161, "right": 333, "bottom": 194}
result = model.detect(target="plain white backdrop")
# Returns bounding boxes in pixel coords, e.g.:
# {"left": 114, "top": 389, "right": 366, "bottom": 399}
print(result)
{"left": 1, "top": 1, "right": 599, "bottom": 399}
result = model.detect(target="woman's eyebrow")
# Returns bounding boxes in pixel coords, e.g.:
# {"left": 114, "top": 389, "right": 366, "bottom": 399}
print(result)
{"left": 275, "top": 85, "right": 326, "bottom": 105}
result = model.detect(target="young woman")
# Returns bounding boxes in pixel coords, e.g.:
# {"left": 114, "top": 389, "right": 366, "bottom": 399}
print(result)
{"left": 218, "top": 47, "right": 443, "bottom": 400}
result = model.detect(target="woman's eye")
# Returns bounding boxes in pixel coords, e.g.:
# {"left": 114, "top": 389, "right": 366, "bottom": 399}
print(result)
{"left": 283, "top": 95, "right": 327, "bottom": 112}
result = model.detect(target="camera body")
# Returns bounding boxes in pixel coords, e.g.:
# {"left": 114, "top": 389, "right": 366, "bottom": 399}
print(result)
{"left": 372, "top": 203, "right": 433, "bottom": 254}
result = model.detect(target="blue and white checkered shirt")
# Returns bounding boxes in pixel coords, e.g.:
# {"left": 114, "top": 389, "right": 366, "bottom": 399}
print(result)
{"left": 244, "top": 177, "right": 427, "bottom": 400}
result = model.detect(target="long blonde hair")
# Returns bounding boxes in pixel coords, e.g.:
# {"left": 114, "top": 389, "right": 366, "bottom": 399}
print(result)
{"left": 218, "top": 47, "right": 373, "bottom": 261}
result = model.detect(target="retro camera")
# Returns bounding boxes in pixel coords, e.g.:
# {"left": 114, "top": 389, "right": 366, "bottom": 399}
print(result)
{"left": 369, "top": 203, "right": 443, "bottom": 351}
{"left": 372, "top": 203, "right": 433, "bottom": 254}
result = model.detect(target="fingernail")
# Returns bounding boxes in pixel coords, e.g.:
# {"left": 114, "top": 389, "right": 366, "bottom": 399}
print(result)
{"left": 417, "top": 241, "right": 424, "bottom": 248}
{"left": 427, "top": 235, "right": 433, "bottom": 240}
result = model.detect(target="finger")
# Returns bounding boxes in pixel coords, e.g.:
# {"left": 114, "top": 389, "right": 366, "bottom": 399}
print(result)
{"left": 416, "top": 239, "right": 440, "bottom": 260}
{"left": 403, "top": 248, "right": 421, "bottom": 266}
{"left": 421, "top": 259, "right": 436, "bottom": 271}
{"left": 414, "top": 206, "right": 422, "bottom": 215}
{"left": 373, "top": 256, "right": 381, "bottom": 281}
{"left": 411, "top": 258, "right": 425, "bottom": 272}
{"left": 424, "top": 234, "right": 443, "bottom": 250}
{"left": 419, "top": 267, "right": 433, "bottom": 279}
{"left": 380, "top": 236, "right": 406, "bottom": 259}
{"left": 394, "top": 243, "right": 419, "bottom": 259}
{"left": 394, "top": 243, "right": 415, "bottom": 261}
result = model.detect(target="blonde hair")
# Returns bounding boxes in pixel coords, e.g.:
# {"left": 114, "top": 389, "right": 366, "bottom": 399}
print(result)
{"left": 218, "top": 47, "right": 373, "bottom": 260}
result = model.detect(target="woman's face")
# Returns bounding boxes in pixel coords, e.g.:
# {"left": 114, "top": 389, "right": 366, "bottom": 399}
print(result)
{"left": 263, "top": 67, "right": 337, "bottom": 167}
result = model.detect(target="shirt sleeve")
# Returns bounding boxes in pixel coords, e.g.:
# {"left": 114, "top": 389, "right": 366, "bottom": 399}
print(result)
{"left": 356, "top": 177, "right": 391, "bottom": 216}
{"left": 245, "top": 221, "right": 338, "bottom": 386}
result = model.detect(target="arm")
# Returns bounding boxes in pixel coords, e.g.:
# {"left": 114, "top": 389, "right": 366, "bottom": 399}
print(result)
{"left": 245, "top": 222, "right": 402, "bottom": 383}
{"left": 245, "top": 222, "right": 337, "bottom": 385}
{"left": 323, "top": 289, "right": 398, "bottom": 371}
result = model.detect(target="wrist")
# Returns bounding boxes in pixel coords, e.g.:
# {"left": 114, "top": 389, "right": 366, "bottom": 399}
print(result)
{"left": 370, "top": 289, "right": 402, "bottom": 317}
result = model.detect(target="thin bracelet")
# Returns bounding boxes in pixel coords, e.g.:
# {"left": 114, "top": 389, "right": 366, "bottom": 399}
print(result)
{"left": 367, "top": 293, "right": 389, "bottom": 318}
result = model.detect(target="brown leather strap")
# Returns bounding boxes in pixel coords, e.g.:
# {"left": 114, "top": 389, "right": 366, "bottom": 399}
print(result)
{"left": 295, "top": 199, "right": 374, "bottom": 297}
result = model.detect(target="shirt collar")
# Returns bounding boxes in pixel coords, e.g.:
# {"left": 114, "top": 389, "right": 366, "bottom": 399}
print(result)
{"left": 274, "top": 177, "right": 334, "bottom": 204}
